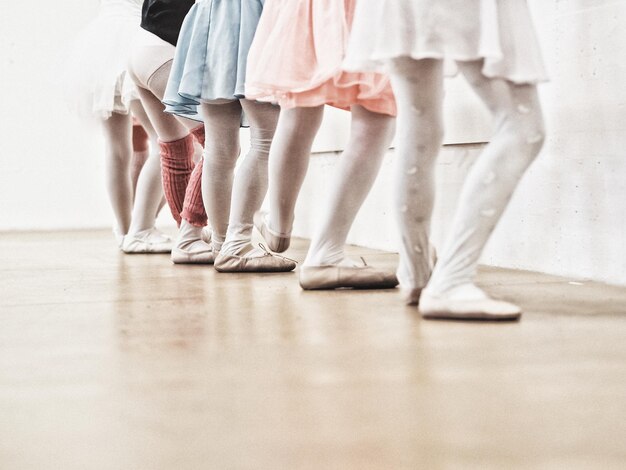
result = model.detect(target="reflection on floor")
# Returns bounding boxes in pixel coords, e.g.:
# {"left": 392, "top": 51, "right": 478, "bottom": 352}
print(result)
{"left": 1, "top": 230, "right": 625, "bottom": 469}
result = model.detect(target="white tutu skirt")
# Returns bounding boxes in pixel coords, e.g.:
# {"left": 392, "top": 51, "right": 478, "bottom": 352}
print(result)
{"left": 344, "top": 0, "right": 548, "bottom": 84}
{"left": 65, "top": 3, "right": 142, "bottom": 119}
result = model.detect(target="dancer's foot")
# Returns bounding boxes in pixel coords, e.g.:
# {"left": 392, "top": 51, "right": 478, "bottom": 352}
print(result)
{"left": 299, "top": 258, "right": 398, "bottom": 290}
{"left": 253, "top": 211, "right": 291, "bottom": 253}
{"left": 419, "top": 283, "right": 521, "bottom": 321}
{"left": 122, "top": 227, "right": 173, "bottom": 254}
{"left": 171, "top": 239, "right": 216, "bottom": 264}
{"left": 214, "top": 244, "right": 296, "bottom": 273}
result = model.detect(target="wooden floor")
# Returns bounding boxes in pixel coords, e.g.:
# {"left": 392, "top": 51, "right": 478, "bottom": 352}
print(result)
{"left": 1, "top": 230, "right": 626, "bottom": 469}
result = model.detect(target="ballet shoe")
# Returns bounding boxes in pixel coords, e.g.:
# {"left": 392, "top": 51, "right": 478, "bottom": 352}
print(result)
{"left": 299, "top": 260, "right": 398, "bottom": 290}
{"left": 418, "top": 285, "right": 521, "bottom": 321}
{"left": 253, "top": 211, "right": 290, "bottom": 253}
{"left": 171, "top": 240, "right": 217, "bottom": 264}
{"left": 214, "top": 244, "right": 296, "bottom": 273}
{"left": 122, "top": 227, "right": 173, "bottom": 254}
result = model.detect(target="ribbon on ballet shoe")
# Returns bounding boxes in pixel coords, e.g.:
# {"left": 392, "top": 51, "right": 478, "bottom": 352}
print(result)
{"left": 258, "top": 243, "right": 298, "bottom": 264}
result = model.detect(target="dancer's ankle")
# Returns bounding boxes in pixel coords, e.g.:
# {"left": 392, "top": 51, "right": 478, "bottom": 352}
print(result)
{"left": 303, "top": 251, "right": 350, "bottom": 267}
{"left": 424, "top": 282, "right": 488, "bottom": 300}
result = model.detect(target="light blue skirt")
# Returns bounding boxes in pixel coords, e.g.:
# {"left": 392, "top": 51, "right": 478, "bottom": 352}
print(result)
{"left": 162, "top": 0, "right": 265, "bottom": 122}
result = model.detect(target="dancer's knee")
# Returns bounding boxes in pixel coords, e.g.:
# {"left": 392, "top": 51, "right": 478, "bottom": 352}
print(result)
{"left": 203, "top": 142, "right": 240, "bottom": 170}
{"left": 250, "top": 135, "right": 273, "bottom": 158}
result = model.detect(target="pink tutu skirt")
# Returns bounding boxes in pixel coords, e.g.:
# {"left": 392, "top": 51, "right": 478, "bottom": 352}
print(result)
{"left": 245, "top": 0, "right": 396, "bottom": 116}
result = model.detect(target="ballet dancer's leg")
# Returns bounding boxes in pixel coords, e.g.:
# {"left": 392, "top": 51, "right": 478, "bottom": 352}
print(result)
{"left": 214, "top": 100, "right": 296, "bottom": 272}
{"left": 219, "top": 100, "right": 277, "bottom": 255}
{"left": 303, "top": 105, "right": 395, "bottom": 266}
{"left": 297, "top": 104, "right": 398, "bottom": 289}
{"left": 124, "top": 100, "right": 167, "bottom": 240}
{"left": 127, "top": 45, "right": 210, "bottom": 257}
{"left": 138, "top": 72, "right": 211, "bottom": 261}
{"left": 387, "top": 58, "right": 444, "bottom": 303}
{"left": 420, "top": 60, "right": 545, "bottom": 319}
{"left": 131, "top": 119, "right": 149, "bottom": 195}
{"left": 198, "top": 101, "right": 243, "bottom": 253}
{"left": 254, "top": 106, "right": 324, "bottom": 252}
{"left": 100, "top": 111, "right": 133, "bottom": 246}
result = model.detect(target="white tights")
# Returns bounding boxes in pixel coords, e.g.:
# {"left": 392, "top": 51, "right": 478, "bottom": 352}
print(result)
{"left": 128, "top": 42, "right": 204, "bottom": 248}
{"left": 266, "top": 105, "right": 395, "bottom": 266}
{"left": 201, "top": 100, "right": 279, "bottom": 254}
{"left": 390, "top": 58, "right": 546, "bottom": 295}
{"left": 100, "top": 100, "right": 162, "bottom": 238}
{"left": 304, "top": 106, "right": 395, "bottom": 266}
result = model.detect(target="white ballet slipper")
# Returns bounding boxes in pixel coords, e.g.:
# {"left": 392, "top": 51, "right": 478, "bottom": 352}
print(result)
{"left": 122, "top": 227, "right": 172, "bottom": 254}
{"left": 214, "top": 244, "right": 296, "bottom": 273}
{"left": 253, "top": 211, "right": 290, "bottom": 253}
{"left": 171, "top": 239, "right": 217, "bottom": 264}
{"left": 419, "top": 284, "right": 521, "bottom": 321}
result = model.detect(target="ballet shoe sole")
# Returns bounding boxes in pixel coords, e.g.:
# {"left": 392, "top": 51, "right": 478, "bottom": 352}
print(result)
{"left": 299, "top": 266, "right": 399, "bottom": 291}
{"left": 420, "top": 310, "right": 522, "bottom": 321}
{"left": 213, "top": 254, "right": 296, "bottom": 273}
{"left": 171, "top": 249, "right": 216, "bottom": 265}
{"left": 122, "top": 245, "right": 172, "bottom": 254}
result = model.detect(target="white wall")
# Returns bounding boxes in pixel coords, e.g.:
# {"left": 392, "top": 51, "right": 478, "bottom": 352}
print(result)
{"left": 487, "top": 0, "right": 626, "bottom": 285}
{"left": 0, "top": 2, "right": 108, "bottom": 230}
{"left": 293, "top": 0, "right": 626, "bottom": 286}
{"left": 0, "top": 1, "right": 184, "bottom": 231}
{"left": 1, "top": 1, "right": 625, "bottom": 285}
{"left": 0, "top": 0, "right": 491, "bottom": 232}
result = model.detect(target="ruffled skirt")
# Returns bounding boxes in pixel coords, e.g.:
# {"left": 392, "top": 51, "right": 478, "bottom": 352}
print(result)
{"left": 245, "top": 0, "right": 396, "bottom": 116}
{"left": 162, "top": 0, "right": 265, "bottom": 121}
{"left": 343, "top": 0, "right": 548, "bottom": 84}
{"left": 65, "top": 4, "right": 141, "bottom": 119}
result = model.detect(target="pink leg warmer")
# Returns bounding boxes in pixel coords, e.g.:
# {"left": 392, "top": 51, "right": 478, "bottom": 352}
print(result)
{"left": 159, "top": 134, "right": 195, "bottom": 225}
